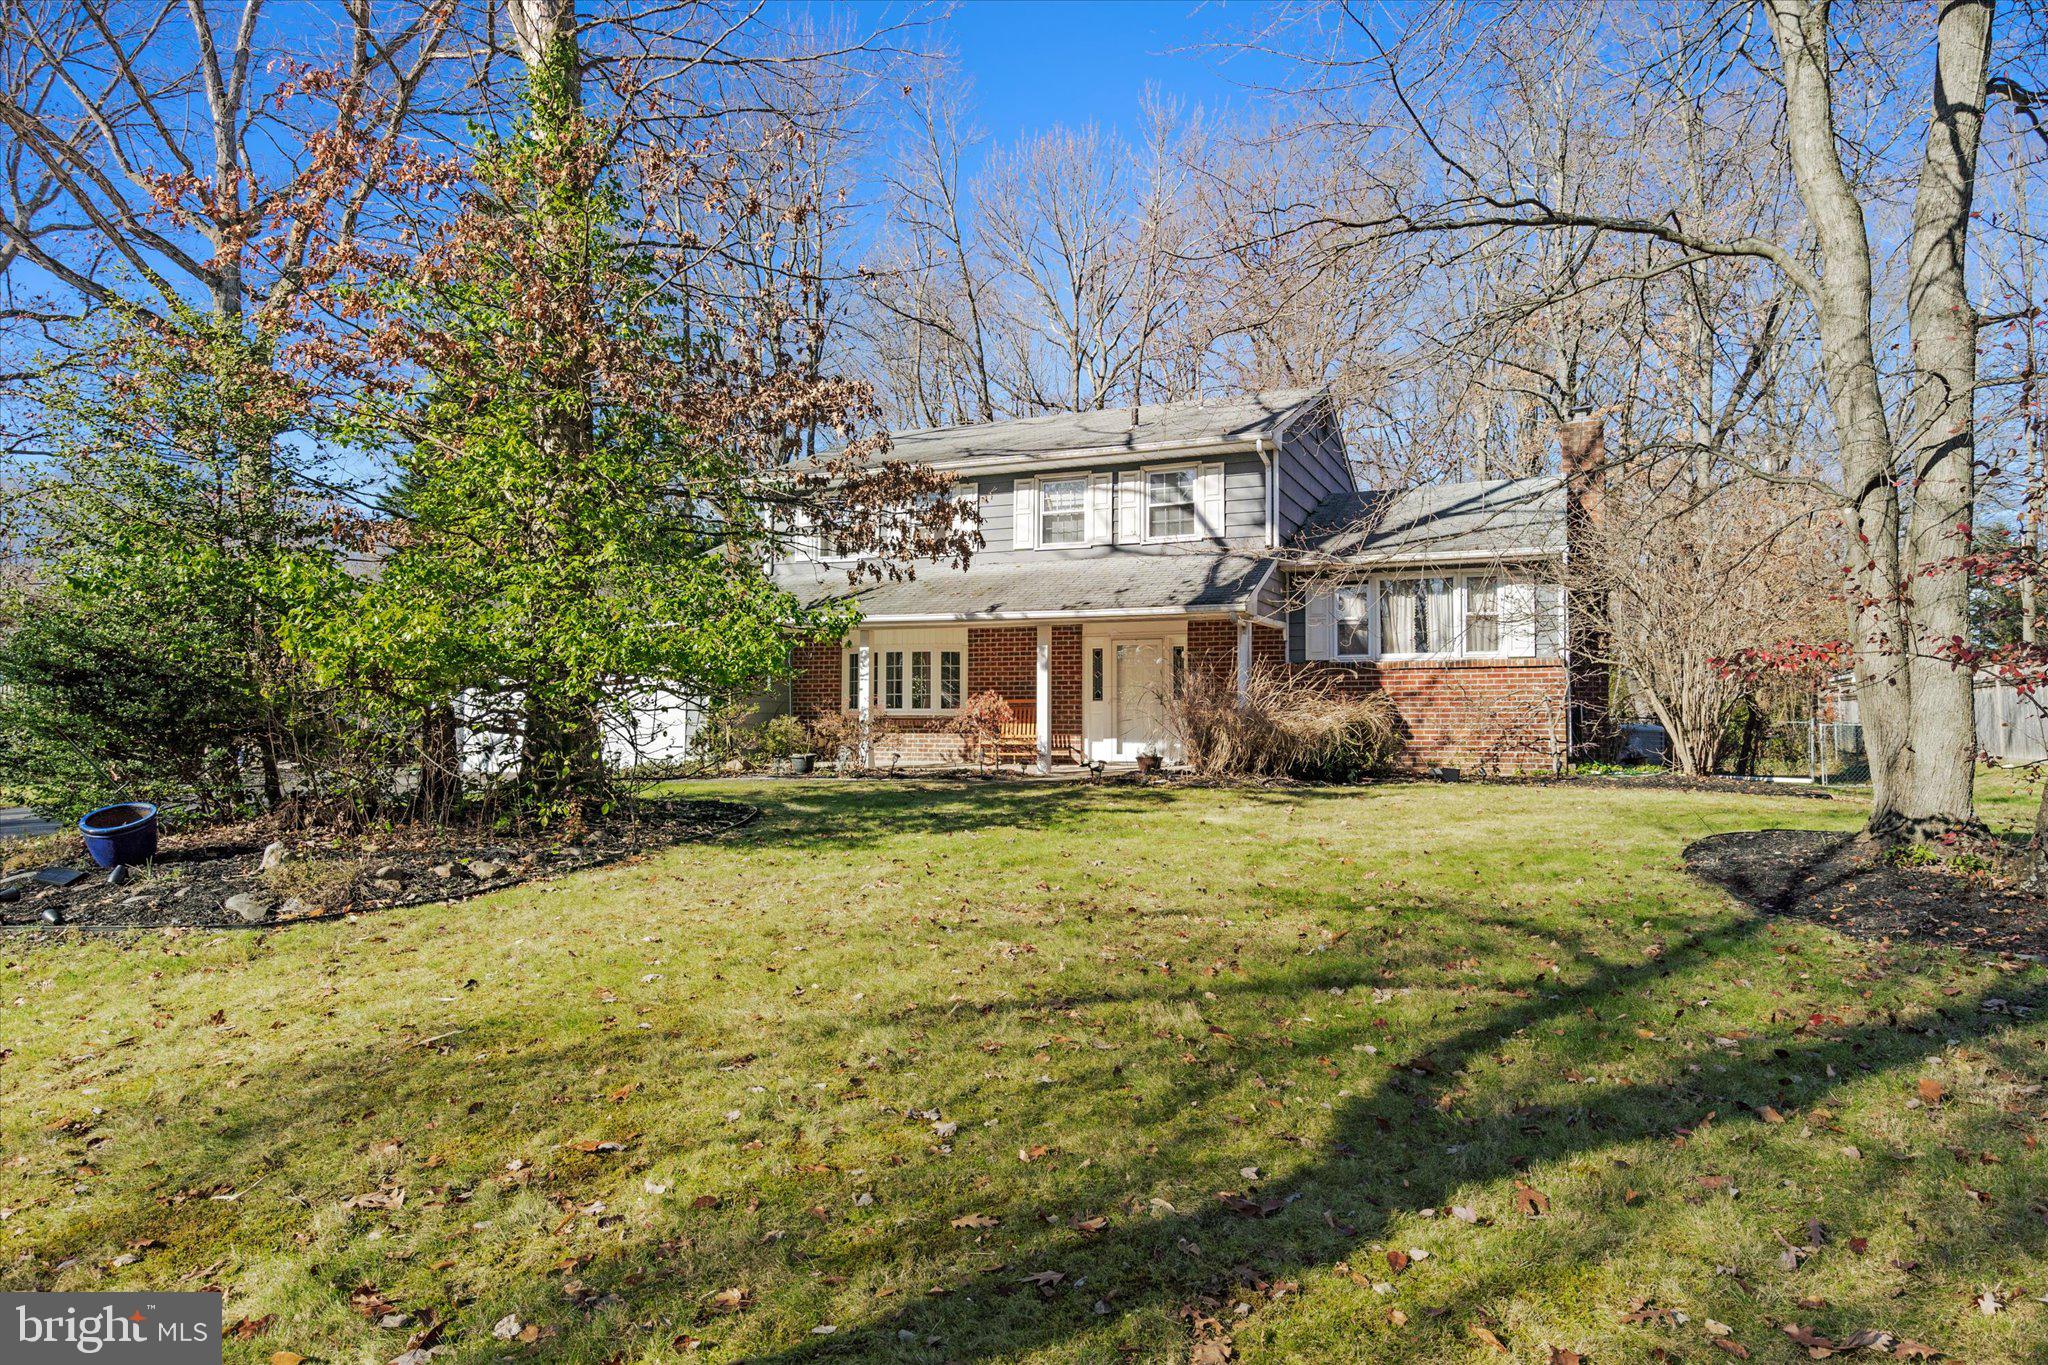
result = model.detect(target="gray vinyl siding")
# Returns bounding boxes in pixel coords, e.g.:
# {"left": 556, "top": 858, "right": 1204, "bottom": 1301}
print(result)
{"left": 1274, "top": 408, "right": 1354, "bottom": 539}
{"left": 970, "top": 475, "right": 1014, "bottom": 552}
{"left": 1223, "top": 456, "right": 1267, "bottom": 538}
{"left": 965, "top": 459, "right": 1264, "bottom": 553}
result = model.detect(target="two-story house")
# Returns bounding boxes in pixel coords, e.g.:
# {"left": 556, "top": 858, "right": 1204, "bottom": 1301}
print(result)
{"left": 771, "top": 388, "right": 1605, "bottom": 773}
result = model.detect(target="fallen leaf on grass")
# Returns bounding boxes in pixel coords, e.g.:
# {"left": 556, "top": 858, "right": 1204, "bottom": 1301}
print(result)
{"left": 1514, "top": 1181, "right": 1550, "bottom": 1217}
{"left": 343, "top": 1187, "right": 404, "bottom": 1211}
{"left": 1893, "top": 1342, "right": 1943, "bottom": 1359}
{"left": 226, "top": 1316, "right": 273, "bottom": 1340}
{"left": 491, "top": 1314, "right": 522, "bottom": 1340}
{"left": 1917, "top": 1078, "right": 1945, "bottom": 1106}
{"left": 1547, "top": 1350, "right": 1582, "bottom": 1365}
{"left": 709, "top": 1287, "right": 752, "bottom": 1313}
{"left": 1470, "top": 1325, "right": 1509, "bottom": 1353}
{"left": 269, "top": 1354, "right": 303, "bottom": 1365}
{"left": 1709, "top": 1339, "right": 1752, "bottom": 1358}
{"left": 949, "top": 1213, "right": 999, "bottom": 1229}
{"left": 1217, "top": 1192, "right": 1284, "bottom": 1219}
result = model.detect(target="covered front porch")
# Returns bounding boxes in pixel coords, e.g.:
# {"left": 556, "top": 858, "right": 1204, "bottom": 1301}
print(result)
{"left": 796, "top": 612, "right": 1284, "bottom": 771}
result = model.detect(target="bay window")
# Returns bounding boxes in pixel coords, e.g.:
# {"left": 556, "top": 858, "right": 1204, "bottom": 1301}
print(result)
{"left": 1326, "top": 572, "right": 1562, "bottom": 660}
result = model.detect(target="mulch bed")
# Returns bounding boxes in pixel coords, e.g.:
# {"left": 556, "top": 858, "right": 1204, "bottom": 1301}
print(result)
{"left": 1684, "top": 828, "right": 2048, "bottom": 960}
{"left": 0, "top": 797, "right": 756, "bottom": 933}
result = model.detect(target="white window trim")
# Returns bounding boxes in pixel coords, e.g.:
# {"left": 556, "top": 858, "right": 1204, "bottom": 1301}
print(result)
{"left": 842, "top": 636, "right": 967, "bottom": 715}
{"left": 1140, "top": 462, "right": 1204, "bottom": 544}
{"left": 1036, "top": 474, "right": 1091, "bottom": 548}
{"left": 1329, "top": 572, "right": 1524, "bottom": 662}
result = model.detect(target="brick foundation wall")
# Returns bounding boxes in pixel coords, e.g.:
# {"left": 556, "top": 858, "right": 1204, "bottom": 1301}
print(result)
{"left": 1297, "top": 657, "right": 1569, "bottom": 774}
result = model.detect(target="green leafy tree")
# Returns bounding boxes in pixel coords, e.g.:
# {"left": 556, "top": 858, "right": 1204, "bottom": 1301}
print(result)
{"left": 289, "top": 25, "right": 970, "bottom": 816}
{"left": 0, "top": 317, "right": 347, "bottom": 815}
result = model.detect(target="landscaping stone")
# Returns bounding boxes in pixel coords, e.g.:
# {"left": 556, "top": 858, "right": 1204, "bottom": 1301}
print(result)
{"left": 223, "top": 893, "right": 273, "bottom": 923}
{"left": 260, "top": 840, "right": 289, "bottom": 872}
{"left": 1, "top": 798, "right": 754, "bottom": 931}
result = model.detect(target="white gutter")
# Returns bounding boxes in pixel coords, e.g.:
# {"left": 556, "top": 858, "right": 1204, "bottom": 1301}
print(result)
{"left": 848, "top": 604, "right": 1251, "bottom": 625}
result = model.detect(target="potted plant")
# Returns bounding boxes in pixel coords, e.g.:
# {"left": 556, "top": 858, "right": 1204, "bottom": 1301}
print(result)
{"left": 1135, "top": 745, "right": 1164, "bottom": 775}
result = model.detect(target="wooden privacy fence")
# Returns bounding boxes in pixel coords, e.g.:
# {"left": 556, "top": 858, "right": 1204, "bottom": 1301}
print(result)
{"left": 1977, "top": 681, "right": 2048, "bottom": 765}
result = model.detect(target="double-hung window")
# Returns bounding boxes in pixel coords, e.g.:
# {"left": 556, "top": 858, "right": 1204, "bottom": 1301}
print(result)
{"left": 1146, "top": 467, "right": 1199, "bottom": 540}
{"left": 1336, "top": 586, "right": 1373, "bottom": 658}
{"left": 1464, "top": 575, "right": 1502, "bottom": 654}
{"left": 1039, "top": 477, "right": 1088, "bottom": 546}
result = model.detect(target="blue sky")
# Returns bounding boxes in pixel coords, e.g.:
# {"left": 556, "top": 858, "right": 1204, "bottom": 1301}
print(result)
{"left": 923, "top": 1, "right": 1284, "bottom": 146}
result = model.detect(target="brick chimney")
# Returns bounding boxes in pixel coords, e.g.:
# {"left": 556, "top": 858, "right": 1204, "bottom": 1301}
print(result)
{"left": 1558, "top": 414, "right": 1605, "bottom": 530}
{"left": 1558, "top": 414, "right": 1609, "bottom": 761}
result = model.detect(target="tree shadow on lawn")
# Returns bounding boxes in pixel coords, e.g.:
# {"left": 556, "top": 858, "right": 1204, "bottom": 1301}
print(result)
{"left": 17, "top": 843, "right": 2040, "bottom": 1361}
{"left": 747, "top": 920, "right": 2044, "bottom": 1360}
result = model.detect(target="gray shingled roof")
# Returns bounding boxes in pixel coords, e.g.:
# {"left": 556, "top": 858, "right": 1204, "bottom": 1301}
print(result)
{"left": 855, "top": 388, "right": 1326, "bottom": 471}
{"left": 774, "top": 545, "right": 1274, "bottom": 621}
{"left": 1293, "top": 477, "right": 1564, "bottom": 561}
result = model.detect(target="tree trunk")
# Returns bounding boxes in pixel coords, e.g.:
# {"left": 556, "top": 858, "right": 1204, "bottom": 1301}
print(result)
{"left": 418, "top": 702, "right": 462, "bottom": 820}
{"left": 1900, "top": 0, "right": 1993, "bottom": 835}
{"left": 1766, "top": 0, "right": 1916, "bottom": 833}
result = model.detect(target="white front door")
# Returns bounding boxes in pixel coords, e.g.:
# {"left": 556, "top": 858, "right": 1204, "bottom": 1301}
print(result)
{"left": 1114, "top": 638, "right": 1170, "bottom": 759}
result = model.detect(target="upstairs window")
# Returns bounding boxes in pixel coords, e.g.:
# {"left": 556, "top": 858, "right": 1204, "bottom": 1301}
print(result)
{"left": 1039, "top": 477, "right": 1088, "bottom": 546}
{"left": 1147, "top": 467, "right": 1199, "bottom": 540}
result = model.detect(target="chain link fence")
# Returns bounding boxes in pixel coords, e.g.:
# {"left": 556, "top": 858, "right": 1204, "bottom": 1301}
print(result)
{"left": 1731, "top": 718, "right": 1869, "bottom": 786}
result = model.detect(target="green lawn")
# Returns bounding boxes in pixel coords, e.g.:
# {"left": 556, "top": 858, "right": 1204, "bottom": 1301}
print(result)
{"left": 2, "top": 777, "right": 2044, "bottom": 1363}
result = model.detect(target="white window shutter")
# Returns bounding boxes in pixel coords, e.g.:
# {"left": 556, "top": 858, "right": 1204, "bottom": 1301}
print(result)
{"left": 953, "top": 481, "right": 979, "bottom": 543}
{"left": 1014, "top": 478, "right": 1038, "bottom": 550}
{"left": 1087, "top": 473, "right": 1113, "bottom": 545}
{"left": 1197, "top": 463, "right": 1225, "bottom": 537}
{"left": 1304, "top": 587, "right": 1336, "bottom": 661}
{"left": 1500, "top": 579, "right": 1538, "bottom": 657}
{"left": 1115, "top": 474, "right": 1143, "bottom": 543}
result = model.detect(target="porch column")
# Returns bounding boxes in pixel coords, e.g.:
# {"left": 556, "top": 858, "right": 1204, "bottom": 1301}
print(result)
{"left": 857, "top": 629, "right": 874, "bottom": 768}
{"left": 1035, "top": 624, "right": 1052, "bottom": 774}
{"left": 1235, "top": 618, "right": 1253, "bottom": 703}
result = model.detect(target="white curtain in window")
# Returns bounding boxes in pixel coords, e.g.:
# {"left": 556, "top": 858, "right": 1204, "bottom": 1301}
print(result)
{"left": 1040, "top": 478, "right": 1087, "bottom": 545}
{"left": 1336, "top": 586, "right": 1372, "bottom": 657}
{"left": 1380, "top": 577, "right": 1454, "bottom": 654}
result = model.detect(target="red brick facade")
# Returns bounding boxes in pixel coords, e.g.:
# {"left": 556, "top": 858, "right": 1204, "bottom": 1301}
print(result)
{"left": 789, "top": 625, "right": 1083, "bottom": 766}
{"left": 1299, "top": 657, "right": 1569, "bottom": 774}
{"left": 787, "top": 617, "right": 1573, "bottom": 774}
